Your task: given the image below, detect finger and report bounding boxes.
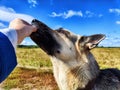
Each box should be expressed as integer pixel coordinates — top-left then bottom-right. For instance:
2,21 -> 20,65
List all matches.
32,25 -> 37,32
24,26 -> 37,37
21,19 -> 30,25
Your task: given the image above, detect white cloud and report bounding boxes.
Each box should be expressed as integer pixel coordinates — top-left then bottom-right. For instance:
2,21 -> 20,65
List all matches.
28,0 -> 38,7
50,12 -> 63,17
100,38 -> 120,47
50,10 -> 103,19
21,40 -> 31,45
64,10 -> 83,19
85,11 -> 103,18
100,31 -> 120,47
0,22 -> 6,28
21,38 -> 36,45
109,8 -> 120,15
116,21 -> 120,24
53,25 -> 62,29
0,6 -> 15,13
85,11 -> 94,17
0,6 -> 34,23
98,14 -> 103,18
50,10 -> 83,19
109,8 -> 120,25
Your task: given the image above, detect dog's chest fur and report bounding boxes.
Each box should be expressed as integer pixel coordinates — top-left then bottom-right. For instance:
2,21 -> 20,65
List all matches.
51,57 -> 120,90
50,55 -> 99,90
51,57 -> 70,90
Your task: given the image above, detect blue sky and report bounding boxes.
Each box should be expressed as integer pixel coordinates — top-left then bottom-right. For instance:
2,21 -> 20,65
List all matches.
0,0 -> 120,47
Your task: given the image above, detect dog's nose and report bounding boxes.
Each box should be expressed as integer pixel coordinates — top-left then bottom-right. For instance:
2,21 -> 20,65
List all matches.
32,19 -> 38,23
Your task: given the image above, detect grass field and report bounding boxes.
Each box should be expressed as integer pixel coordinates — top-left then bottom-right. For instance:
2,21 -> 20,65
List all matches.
1,47 -> 120,90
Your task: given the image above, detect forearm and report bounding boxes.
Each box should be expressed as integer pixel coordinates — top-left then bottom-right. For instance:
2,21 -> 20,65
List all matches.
0,30 -> 17,83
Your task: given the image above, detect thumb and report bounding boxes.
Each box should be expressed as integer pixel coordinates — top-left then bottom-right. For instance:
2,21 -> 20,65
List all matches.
24,25 -> 37,37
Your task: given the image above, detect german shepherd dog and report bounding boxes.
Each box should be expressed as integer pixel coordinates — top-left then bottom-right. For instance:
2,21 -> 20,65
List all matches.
30,19 -> 120,90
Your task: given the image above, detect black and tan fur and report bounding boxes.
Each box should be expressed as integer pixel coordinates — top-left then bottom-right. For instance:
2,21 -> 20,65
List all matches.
30,19 -> 120,90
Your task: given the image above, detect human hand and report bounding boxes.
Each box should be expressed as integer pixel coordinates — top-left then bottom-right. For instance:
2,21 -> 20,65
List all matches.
9,18 -> 37,44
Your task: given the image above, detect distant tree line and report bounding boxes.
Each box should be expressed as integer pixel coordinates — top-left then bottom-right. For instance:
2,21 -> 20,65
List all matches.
17,45 -> 119,48
17,45 -> 39,48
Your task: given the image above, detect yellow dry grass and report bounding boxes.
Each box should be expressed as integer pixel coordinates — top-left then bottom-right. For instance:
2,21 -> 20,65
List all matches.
1,47 -> 120,90
92,47 -> 120,69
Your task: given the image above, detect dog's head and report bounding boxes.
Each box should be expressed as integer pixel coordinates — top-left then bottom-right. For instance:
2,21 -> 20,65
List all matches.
30,19 -> 105,62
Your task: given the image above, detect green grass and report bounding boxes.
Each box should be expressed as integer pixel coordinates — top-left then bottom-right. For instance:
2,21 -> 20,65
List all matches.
1,47 -> 120,90
16,47 -> 52,68
92,47 -> 120,69
17,47 -> 120,69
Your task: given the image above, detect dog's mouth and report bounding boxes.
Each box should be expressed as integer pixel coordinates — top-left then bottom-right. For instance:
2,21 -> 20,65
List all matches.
30,19 -> 60,55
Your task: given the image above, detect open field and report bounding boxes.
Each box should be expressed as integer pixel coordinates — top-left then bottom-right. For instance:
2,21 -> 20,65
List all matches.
1,47 -> 120,90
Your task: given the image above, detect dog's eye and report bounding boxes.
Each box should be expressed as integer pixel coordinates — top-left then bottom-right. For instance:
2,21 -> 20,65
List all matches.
56,50 -> 60,54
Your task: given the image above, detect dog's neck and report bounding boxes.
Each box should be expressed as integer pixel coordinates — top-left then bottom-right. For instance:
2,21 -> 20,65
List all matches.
50,52 -> 100,90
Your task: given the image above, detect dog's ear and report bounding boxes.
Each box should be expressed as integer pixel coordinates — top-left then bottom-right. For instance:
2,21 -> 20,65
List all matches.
79,34 -> 105,49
